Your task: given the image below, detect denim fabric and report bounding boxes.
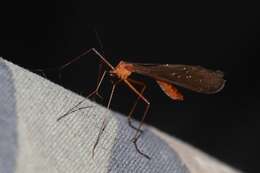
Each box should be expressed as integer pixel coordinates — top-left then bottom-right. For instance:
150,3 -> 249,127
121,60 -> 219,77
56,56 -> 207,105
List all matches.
0,58 -> 193,173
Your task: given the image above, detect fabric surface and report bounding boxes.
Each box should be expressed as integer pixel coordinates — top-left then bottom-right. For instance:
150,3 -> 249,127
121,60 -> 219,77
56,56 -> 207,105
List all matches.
0,58 -> 241,173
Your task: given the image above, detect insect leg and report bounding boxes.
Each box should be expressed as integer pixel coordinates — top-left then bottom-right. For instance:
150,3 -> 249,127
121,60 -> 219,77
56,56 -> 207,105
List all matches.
59,48 -> 114,97
86,70 -> 107,99
127,79 -> 147,133
57,70 -> 107,121
92,82 -> 118,158
59,48 -> 114,71
124,80 -> 151,159
32,48 -> 113,82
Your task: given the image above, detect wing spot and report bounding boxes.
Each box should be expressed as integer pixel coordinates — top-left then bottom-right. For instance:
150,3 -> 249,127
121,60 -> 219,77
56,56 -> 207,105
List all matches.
186,75 -> 192,79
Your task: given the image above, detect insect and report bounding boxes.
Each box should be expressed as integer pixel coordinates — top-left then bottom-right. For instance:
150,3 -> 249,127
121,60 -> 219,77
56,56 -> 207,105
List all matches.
56,48 -> 225,160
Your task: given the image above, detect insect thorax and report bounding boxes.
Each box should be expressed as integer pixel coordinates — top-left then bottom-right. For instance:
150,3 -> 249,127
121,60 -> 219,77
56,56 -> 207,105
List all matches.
111,61 -> 133,80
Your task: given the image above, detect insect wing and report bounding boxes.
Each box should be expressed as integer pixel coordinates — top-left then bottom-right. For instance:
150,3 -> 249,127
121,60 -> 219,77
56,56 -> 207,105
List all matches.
129,63 -> 225,94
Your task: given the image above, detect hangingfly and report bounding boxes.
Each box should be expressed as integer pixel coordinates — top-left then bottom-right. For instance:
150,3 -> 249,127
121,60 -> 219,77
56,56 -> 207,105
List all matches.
112,61 -> 225,100
57,48 -> 226,160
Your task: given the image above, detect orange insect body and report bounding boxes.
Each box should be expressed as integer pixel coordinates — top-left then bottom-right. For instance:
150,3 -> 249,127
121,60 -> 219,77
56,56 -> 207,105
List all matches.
156,80 -> 184,100
112,61 -> 134,80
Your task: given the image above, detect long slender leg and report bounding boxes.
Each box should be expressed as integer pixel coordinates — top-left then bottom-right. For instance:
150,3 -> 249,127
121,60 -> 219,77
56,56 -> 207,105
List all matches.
92,27 -> 106,90
59,48 -> 114,71
32,48 -> 113,80
123,79 -> 151,159
33,48 -> 113,103
96,63 -> 105,95
86,70 -> 107,99
127,79 -> 147,132
59,48 -> 114,93
92,83 -> 117,158
57,71 -> 107,121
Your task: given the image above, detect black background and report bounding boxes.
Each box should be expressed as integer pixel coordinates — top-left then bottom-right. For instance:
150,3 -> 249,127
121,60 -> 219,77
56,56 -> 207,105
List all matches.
0,2 -> 259,172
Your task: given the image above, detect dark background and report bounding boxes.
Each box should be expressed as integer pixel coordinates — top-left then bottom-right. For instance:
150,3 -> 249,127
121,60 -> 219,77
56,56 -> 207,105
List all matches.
0,2 -> 259,172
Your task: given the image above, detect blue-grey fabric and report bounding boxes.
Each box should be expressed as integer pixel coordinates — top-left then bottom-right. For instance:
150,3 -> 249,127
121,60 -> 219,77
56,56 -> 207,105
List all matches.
0,58 -> 190,173
0,59 -> 17,173
1,58 -> 242,173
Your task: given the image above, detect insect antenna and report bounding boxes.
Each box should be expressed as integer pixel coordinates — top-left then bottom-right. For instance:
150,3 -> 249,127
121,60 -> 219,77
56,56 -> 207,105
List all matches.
91,26 -> 107,91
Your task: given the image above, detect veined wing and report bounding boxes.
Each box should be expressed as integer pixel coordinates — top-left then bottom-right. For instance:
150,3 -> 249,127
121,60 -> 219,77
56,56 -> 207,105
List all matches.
128,63 -> 225,94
